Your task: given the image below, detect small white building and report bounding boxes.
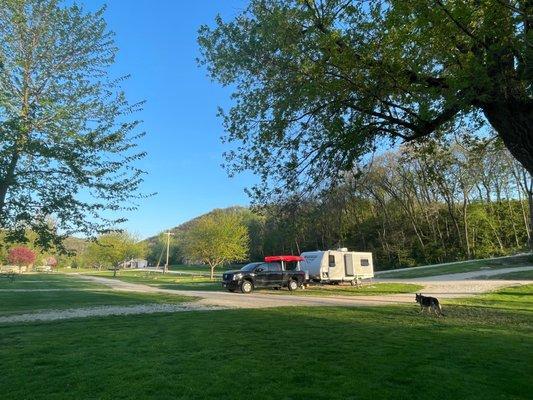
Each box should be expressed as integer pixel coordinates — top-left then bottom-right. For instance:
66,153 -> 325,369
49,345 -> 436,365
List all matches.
300,248 -> 374,283
125,259 -> 148,269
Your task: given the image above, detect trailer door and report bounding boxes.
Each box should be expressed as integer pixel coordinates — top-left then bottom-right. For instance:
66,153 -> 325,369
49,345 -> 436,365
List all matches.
344,254 -> 355,277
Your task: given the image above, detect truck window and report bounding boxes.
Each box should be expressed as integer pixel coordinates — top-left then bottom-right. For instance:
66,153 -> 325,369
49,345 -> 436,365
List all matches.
328,255 -> 336,267
267,263 -> 282,272
361,259 -> 369,267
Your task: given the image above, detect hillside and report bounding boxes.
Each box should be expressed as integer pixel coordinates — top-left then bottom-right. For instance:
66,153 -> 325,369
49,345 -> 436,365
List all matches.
143,206 -> 252,264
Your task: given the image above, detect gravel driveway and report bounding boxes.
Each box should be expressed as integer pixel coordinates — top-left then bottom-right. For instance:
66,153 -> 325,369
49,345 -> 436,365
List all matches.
1,274 -> 527,324
77,274 -> 527,309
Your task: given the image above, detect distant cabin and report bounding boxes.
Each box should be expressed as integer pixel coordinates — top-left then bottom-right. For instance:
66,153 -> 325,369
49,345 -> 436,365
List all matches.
123,259 -> 148,269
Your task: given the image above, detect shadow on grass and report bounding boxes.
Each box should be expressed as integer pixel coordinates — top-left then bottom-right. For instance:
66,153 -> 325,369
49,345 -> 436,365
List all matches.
0,305 -> 530,400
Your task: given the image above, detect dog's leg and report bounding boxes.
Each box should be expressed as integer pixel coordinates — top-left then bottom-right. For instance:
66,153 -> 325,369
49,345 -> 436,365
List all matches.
437,303 -> 444,317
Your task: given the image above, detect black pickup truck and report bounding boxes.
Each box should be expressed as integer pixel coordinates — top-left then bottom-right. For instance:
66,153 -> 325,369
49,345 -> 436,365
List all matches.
222,256 -> 306,294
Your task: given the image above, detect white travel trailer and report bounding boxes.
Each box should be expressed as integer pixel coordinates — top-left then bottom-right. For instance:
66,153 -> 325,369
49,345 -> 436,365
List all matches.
300,249 -> 374,284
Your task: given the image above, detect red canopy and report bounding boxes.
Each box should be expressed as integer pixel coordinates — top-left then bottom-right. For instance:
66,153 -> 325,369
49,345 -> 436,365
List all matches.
264,255 -> 303,263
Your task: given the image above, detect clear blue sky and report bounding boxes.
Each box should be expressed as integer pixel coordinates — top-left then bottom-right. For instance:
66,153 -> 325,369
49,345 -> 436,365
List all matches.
84,0 -> 254,239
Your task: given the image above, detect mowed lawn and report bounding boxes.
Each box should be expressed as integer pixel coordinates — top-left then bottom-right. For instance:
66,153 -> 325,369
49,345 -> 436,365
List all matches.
0,274 -> 193,316
265,282 -> 423,296
87,270 -> 221,291
86,271 -> 423,296
476,269 -> 533,280
0,286 -> 531,399
377,254 -> 533,279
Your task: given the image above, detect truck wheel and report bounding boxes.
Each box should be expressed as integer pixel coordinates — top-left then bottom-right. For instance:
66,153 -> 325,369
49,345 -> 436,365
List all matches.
240,280 -> 253,294
288,280 -> 299,291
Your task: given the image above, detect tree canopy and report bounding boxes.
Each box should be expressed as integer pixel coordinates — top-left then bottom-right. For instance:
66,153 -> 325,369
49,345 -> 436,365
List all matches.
182,209 -> 249,279
85,232 -> 146,272
0,0 -> 146,250
199,0 -> 532,200
7,245 -> 35,266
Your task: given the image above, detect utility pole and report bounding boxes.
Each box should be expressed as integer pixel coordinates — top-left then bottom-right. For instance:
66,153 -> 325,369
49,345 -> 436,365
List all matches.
164,231 -> 174,274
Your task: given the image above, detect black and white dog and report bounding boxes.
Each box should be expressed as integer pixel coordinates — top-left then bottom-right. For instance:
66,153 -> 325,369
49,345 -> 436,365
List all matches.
415,293 -> 444,316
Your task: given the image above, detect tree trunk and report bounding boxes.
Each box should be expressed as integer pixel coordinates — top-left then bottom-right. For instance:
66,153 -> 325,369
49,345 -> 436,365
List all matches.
483,101 -> 533,176
210,265 -> 215,281
0,151 -> 20,218
527,190 -> 533,251
462,198 -> 471,258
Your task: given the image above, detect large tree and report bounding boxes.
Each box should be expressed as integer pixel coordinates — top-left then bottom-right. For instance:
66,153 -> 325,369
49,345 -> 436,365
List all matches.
199,0 -> 532,199
182,209 -> 249,280
0,0 -> 145,249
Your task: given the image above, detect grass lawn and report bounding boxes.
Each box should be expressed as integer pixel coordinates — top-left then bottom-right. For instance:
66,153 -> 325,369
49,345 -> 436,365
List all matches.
378,254 -> 533,279
86,270 -> 222,291
474,269 -> 533,280
85,271 -> 423,295
265,282 -> 423,296
0,285 -> 531,399
0,273 -> 194,316
449,284 -> 533,311
0,273 -> 107,289
168,263 -> 238,274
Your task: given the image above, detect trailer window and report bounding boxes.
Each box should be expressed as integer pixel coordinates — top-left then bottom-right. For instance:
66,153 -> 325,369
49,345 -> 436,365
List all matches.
328,255 -> 336,267
361,259 -> 370,267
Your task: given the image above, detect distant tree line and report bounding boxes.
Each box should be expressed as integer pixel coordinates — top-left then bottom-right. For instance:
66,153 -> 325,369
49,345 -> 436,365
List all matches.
254,137 -> 531,269
147,136 -> 531,271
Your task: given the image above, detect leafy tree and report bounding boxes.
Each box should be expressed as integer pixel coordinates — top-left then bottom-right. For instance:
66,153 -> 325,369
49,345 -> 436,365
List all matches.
0,0 -> 146,250
182,209 -> 249,279
7,245 -> 35,271
146,232 -> 182,267
85,232 -> 146,276
198,0 -> 533,200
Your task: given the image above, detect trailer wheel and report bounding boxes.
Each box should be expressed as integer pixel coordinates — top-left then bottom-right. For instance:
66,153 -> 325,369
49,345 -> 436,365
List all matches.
240,280 -> 253,294
288,280 -> 299,291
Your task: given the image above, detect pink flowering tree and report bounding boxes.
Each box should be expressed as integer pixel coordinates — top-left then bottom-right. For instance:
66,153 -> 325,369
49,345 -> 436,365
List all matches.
7,246 -> 36,272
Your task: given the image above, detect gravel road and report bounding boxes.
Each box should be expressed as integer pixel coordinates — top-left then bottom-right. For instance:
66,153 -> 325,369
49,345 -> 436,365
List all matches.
1,274 -> 527,324
402,266 -> 533,281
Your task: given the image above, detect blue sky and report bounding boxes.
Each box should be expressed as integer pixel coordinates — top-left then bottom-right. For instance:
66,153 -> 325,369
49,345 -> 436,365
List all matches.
84,0 -> 253,239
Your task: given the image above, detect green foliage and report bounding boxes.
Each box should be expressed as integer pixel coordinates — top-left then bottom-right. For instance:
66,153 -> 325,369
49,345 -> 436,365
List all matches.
0,0 -> 146,250
181,209 -> 249,278
85,232 -> 146,270
244,137 -> 531,269
199,0 -> 533,199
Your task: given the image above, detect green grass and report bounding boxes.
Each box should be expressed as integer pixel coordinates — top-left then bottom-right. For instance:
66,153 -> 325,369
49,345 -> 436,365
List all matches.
86,270 -> 222,291
378,254 -> 533,279
265,282 -> 423,296
0,273 -> 194,316
0,288 -> 531,400
167,263 -> 240,275
86,271 -> 422,295
448,284 -> 533,311
474,269 -> 533,280
0,273 -> 107,289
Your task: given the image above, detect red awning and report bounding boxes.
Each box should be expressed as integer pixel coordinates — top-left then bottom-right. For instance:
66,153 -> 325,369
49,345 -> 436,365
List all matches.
264,255 -> 304,262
